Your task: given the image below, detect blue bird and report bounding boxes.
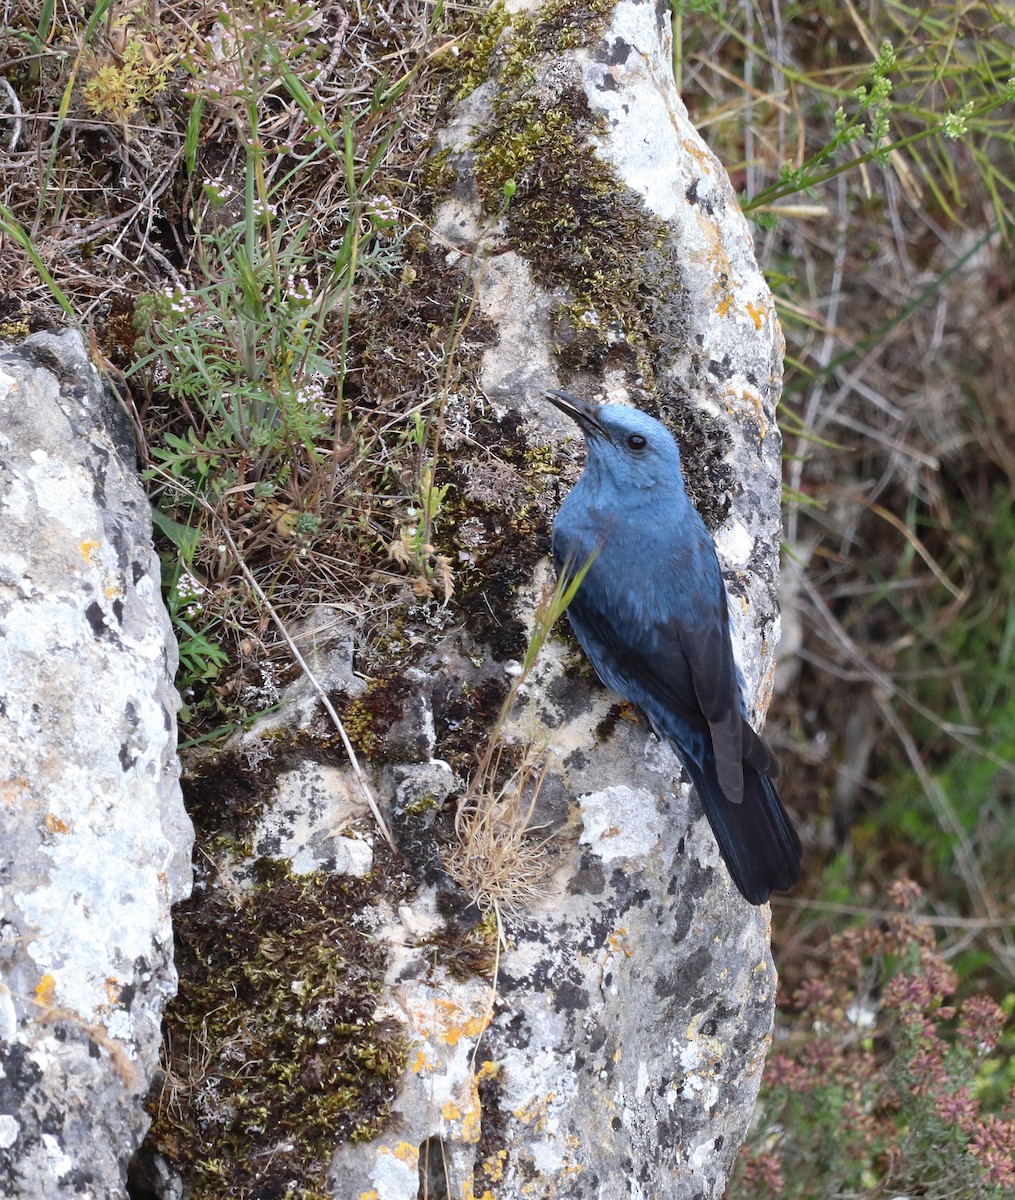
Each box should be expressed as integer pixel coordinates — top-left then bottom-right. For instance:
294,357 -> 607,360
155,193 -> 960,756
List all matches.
545,389 -> 801,905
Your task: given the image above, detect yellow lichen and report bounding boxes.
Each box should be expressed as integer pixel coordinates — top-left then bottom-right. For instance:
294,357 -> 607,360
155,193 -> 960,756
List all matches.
34,973 -> 56,1006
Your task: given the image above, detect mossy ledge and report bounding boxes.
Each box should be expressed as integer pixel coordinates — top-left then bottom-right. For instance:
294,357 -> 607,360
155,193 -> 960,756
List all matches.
143,855 -> 411,1200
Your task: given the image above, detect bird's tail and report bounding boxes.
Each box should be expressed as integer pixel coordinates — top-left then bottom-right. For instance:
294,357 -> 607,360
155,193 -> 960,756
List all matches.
675,731 -> 802,905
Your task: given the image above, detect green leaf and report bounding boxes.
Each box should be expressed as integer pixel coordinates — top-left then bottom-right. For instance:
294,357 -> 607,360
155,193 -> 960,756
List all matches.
151,506 -> 201,560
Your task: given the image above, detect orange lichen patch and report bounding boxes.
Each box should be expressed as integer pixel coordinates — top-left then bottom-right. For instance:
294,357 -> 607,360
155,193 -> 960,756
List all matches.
462,1070 -> 486,1144
2,775 -> 32,806
744,387 -> 767,420
562,1134 -> 583,1176
35,973 -> 56,1006
376,1141 -> 418,1166
681,137 -> 714,174
756,658 -> 776,715
461,1099 -> 482,1144
453,1013 -> 489,1045
745,300 -> 767,329
689,209 -> 741,316
475,1059 -> 498,1083
441,1067 -> 490,1143
359,1191 -> 379,1200
79,540 -> 100,563
403,988 -> 494,1046
411,1048 -> 430,1074
481,1148 -> 507,1182
512,1093 -> 555,1131
420,995 -> 493,1047
721,384 -> 769,439
730,589 -> 751,617
45,813 -> 70,834
607,926 -> 632,957
461,1182 -> 494,1200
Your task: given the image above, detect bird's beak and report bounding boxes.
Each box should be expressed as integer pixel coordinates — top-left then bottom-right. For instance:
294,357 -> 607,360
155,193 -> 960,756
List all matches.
544,389 -> 609,439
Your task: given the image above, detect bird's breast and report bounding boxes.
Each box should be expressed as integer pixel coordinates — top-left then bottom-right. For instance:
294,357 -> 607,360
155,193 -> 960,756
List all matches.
556,486 -> 720,617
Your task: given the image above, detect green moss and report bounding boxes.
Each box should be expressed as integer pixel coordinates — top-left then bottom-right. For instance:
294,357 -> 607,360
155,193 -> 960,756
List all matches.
450,0 -> 511,100
148,858 -> 409,1200
442,0 -> 737,520
461,0 -> 687,384
339,696 -> 377,757
401,789 -> 444,817
522,441 -> 562,474
423,918 -> 500,981
419,146 -> 456,197
430,406 -> 563,665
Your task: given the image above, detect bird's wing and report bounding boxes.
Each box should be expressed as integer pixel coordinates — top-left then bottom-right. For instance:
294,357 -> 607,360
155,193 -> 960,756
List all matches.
663,609 -> 744,806
560,546 -> 757,804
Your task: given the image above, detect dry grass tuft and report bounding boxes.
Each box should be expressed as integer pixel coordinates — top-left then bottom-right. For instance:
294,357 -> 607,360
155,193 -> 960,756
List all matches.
446,565 -> 593,917
448,739 -> 562,918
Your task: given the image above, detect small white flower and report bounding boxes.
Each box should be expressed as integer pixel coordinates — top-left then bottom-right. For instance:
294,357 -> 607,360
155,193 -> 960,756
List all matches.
176,571 -> 206,600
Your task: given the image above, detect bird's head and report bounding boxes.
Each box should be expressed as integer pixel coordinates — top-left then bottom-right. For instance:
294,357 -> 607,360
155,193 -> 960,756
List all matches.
544,389 -> 686,493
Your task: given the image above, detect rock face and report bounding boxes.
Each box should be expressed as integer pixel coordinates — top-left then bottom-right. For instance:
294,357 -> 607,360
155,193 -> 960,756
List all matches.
0,331 -> 192,1198
330,2 -> 787,1198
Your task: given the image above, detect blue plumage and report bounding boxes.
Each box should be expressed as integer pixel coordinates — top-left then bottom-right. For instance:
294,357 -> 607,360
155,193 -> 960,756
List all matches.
546,390 -> 801,904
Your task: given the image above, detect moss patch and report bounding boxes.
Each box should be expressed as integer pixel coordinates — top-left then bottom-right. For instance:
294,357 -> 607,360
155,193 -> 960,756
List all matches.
660,393 -> 736,531
447,0 -> 738,521
147,857 -> 410,1200
463,1 -> 684,380
446,407 -> 560,662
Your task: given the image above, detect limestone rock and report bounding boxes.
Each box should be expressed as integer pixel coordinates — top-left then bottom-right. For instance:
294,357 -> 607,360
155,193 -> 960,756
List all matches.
330,2 -> 787,1197
0,330 -> 192,1199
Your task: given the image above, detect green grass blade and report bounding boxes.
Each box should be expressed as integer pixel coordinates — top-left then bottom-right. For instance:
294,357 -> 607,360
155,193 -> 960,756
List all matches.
0,203 -> 75,316
184,98 -> 205,177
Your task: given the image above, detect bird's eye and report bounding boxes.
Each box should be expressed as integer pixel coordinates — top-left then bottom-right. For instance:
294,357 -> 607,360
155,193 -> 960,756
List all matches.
627,434 -> 647,451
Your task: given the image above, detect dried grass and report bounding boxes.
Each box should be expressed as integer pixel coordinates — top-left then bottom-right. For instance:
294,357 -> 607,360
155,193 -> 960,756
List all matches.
447,740 -> 562,918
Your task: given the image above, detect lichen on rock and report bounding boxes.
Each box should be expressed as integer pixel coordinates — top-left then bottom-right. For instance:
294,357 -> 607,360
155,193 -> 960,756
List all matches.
0,330 -> 192,1198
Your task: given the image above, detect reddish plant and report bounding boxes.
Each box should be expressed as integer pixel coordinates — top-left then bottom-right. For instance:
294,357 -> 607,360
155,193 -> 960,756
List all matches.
731,881 -> 1015,1199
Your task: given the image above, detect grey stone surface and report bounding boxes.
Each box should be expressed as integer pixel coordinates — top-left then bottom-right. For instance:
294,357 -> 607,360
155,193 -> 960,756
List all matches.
0,330 -> 192,1198
331,2 -> 787,1198
250,760 -> 374,877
